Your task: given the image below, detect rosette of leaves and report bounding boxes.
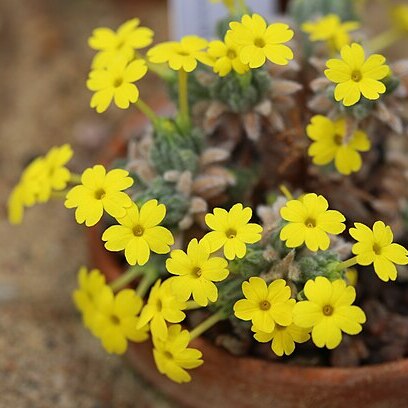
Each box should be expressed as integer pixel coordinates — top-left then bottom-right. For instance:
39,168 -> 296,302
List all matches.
133,177 -> 190,228
150,123 -> 204,175
210,69 -> 272,113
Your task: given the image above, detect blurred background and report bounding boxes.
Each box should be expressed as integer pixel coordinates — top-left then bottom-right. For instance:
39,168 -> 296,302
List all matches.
0,0 -> 407,407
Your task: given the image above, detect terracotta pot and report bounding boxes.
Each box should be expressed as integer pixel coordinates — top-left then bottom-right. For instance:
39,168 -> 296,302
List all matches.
86,110 -> 408,408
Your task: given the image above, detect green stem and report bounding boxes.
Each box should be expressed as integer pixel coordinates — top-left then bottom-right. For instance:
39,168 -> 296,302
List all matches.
51,190 -> 68,199
279,184 -> 294,201
135,272 -> 158,298
146,61 -> 171,79
236,0 -> 248,14
185,300 -> 203,310
109,266 -> 144,292
189,312 -> 226,340
367,29 -> 401,52
70,173 -> 82,184
135,98 -> 159,126
336,256 -> 358,271
178,68 -> 190,129
134,51 -> 171,80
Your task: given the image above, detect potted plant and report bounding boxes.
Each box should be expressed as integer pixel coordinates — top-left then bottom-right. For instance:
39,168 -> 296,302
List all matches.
8,0 -> 408,406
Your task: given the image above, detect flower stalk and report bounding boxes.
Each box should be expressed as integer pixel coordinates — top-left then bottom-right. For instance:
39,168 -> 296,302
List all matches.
336,256 -> 358,271
135,99 -> 159,126
178,68 -> 190,129
185,300 -> 204,310
367,29 -> 401,53
109,266 -> 144,292
136,270 -> 160,298
69,173 -> 82,184
50,191 -> 68,199
236,0 -> 248,14
189,312 -> 226,340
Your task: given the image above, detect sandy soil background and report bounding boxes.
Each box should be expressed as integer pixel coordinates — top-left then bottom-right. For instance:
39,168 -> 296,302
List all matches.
0,0 -> 174,407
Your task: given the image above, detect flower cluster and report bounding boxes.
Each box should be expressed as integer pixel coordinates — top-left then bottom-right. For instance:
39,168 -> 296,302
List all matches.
73,267 -> 148,354
280,193 -> 408,281
8,144 -> 73,224
234,275 -> 365,353
302,14 -> 359,52
9,0 -> 408,386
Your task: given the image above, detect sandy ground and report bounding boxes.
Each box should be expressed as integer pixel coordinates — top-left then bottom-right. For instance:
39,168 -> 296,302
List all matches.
0,0 -> 174,407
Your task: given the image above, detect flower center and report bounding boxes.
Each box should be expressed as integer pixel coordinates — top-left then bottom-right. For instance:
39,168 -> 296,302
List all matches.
164,351 -> 173,360
225,228 -> 237,239
304,218 -> 316,228
334,133 -> 343,146
373,242 -> 382,255
113,77 -> 123,88
351,70 -> 362,82
323,305 -> 333,316
116,39 -> 125,49
178,50 -> 189,56
156,299 -> 163,312
192,266 -> 202,277
226,48 -> 237,59
254,37 -> 266,48
110,315 -> 120,325
133,225 -> 145,237
94,188 -> 106,200
259,300 -> 271,311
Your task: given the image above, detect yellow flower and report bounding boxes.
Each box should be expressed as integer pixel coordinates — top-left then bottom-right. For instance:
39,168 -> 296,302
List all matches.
73,266 -> 106,335
228,13 -> 294,68
392,5 -> 408,33
253,323 -> 310,356
137,280 -> 186,340
307,115 -> 371,175
280,193 -> 346,251
8,158 -> 46,224
206,32 -> 249,76
293,277 -> 366,349
8,185 -> 25,225
234,277 -> 294,333
325,43 -> 390,107
89,18 -> 154,68
65,165 -> 133,227
102,200 -> 174,266
210,0 -> 234,12
349,221 -> 408,282
147,36 -> 209,72
153,324 -> 203,383
87,57 -> 147,113
93,287 -> 149,354
202,203 -> 263,260
38,144 -> 73,202
302,14 -> 360,52
8,145 -> 73,224
345,268 -> 358,287
166,238 -> 229,306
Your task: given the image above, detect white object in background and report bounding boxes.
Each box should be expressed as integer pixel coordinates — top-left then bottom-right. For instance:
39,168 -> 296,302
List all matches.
169,0 -> 278,40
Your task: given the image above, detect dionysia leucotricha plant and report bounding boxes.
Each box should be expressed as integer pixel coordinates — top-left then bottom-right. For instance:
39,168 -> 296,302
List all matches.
8,0 -> 408,383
